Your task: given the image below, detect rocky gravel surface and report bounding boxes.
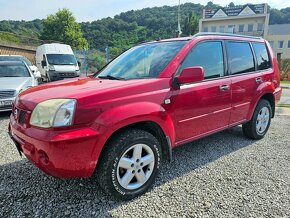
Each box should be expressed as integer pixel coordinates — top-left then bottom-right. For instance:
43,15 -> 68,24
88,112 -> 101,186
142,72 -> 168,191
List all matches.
0,111 -> 289,217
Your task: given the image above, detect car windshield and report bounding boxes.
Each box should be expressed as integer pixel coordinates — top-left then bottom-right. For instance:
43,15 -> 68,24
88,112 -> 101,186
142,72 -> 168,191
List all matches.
0,56 -> 32,66
97,41 -> 187,80
46,54 -> 77,65
0,65 -> 30,77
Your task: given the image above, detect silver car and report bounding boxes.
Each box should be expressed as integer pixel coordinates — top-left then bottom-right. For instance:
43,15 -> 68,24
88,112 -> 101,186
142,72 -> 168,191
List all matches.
0,61 -> 40,112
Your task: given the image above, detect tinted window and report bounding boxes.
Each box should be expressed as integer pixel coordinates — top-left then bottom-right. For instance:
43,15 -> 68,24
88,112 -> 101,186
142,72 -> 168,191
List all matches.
252,43 -> 271,70
227,42 -> 255,75
179,41 -> 224,79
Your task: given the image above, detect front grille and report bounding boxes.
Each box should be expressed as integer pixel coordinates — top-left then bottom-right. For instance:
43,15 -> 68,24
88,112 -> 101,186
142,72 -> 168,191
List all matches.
0,90 -> 15,99
19,110 -> 27,125
13,107 -> 27,125
0,105 -> 12,110
59,72 -> 76,78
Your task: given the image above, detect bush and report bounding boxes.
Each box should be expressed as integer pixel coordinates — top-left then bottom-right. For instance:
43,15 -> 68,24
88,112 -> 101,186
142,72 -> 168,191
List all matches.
280,59 -> 290,81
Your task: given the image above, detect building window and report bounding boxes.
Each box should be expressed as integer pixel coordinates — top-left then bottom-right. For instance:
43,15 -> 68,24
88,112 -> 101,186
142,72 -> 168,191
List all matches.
227,25 -> 235,33
269,41 -> 274,48
248,24 -> 253,32
219,26 -> 225,33
238,25 -> 244,32
278,41 -> 284,49
203,27 -> 208,32
257,23 -> 264,31
211,26 -> 216,32
288,40 -> 290,48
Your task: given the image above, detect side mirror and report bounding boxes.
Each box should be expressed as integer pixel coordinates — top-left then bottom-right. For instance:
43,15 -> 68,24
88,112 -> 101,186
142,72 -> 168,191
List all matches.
41,60 -> 47,68
33,71 -> 41,78
176,66 -> 204,85
77,61 -> 81,66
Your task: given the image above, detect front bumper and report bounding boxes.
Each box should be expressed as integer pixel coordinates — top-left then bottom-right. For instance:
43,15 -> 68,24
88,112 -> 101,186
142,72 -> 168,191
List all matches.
9,114 -> 100,178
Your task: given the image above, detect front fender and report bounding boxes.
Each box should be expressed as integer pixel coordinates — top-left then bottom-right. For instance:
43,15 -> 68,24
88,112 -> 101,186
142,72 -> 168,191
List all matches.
96,102 -> 175,142
90,102 -> 176,169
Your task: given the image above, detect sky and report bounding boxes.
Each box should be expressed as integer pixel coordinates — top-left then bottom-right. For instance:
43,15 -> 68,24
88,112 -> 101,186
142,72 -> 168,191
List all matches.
0,0 -> 289,22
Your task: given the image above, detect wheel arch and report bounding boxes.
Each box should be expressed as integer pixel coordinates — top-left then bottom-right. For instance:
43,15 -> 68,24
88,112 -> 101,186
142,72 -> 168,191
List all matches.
248,92 -> 275,120
260,93 -> 275,118
94,119 -> 173,175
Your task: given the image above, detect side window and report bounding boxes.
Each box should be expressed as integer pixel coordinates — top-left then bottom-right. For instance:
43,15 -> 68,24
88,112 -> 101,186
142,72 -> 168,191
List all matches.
179,41 -> 224,79
227,42 -> 255,75
252,43 -> 271,70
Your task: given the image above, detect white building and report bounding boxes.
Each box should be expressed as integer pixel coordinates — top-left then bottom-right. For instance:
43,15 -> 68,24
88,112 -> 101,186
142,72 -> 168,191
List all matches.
199,4 -> 290,59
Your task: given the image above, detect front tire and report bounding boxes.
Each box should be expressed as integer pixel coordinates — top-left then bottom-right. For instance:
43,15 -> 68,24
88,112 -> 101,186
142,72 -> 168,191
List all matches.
242,99 -> 272,139
95,129 -> 161,200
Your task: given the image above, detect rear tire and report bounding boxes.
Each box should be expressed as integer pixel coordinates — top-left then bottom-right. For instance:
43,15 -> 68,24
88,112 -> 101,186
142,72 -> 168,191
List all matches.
242,99 -> 272,140
95,129 -> 161,200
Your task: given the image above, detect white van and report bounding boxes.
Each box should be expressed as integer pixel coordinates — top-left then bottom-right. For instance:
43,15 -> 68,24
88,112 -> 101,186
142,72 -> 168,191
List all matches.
36,43 -> 81,82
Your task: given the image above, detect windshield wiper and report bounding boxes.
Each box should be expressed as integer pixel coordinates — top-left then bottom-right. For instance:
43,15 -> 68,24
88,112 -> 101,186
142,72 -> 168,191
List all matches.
98,75 -> 125,80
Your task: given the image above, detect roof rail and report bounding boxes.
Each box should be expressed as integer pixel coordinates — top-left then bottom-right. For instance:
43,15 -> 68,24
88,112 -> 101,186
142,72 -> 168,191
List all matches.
193,32 -> 262,40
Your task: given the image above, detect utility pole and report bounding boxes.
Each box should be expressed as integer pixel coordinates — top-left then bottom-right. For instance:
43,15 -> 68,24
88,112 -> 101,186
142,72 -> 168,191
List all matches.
177,0 -> 182,37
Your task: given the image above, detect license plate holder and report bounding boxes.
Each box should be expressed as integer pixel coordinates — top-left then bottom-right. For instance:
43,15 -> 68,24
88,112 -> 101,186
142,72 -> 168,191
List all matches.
0,100 -> 13,108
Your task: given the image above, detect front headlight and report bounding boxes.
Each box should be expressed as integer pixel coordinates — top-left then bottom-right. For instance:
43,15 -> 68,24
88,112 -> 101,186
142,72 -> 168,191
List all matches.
30,99 -> 76,128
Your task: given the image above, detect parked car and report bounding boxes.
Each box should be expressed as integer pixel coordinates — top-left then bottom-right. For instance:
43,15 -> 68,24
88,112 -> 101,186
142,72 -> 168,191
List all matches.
0,61 -> 40,111
9,33 -> 282,200
36,43 -> 81,82
0,55 -> 41,79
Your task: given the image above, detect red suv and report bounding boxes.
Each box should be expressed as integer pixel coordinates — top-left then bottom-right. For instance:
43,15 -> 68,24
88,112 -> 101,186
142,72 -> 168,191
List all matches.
9,33 -> 282,199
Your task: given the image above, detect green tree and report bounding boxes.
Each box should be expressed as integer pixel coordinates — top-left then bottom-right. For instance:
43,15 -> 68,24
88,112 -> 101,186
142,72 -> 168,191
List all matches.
228,2 -> 235,7
183,12 -> 199,36
41,9 -> 88,49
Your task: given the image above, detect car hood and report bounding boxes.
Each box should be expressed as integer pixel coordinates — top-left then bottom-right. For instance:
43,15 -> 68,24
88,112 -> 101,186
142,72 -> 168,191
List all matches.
0,77 -> 32,91
17,77 -> 165,110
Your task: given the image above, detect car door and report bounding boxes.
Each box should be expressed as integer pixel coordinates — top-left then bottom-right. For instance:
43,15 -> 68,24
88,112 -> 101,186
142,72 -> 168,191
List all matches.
171,40 -> 232,144
226,41 -> 263,125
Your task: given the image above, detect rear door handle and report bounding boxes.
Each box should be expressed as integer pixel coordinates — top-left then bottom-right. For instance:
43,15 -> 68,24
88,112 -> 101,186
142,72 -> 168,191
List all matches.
256,77 -> 263,83
220,85 -> 229,91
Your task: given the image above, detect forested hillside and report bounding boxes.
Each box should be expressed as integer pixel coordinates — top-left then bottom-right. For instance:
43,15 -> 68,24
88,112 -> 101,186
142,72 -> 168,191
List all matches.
0,2 -> 290,54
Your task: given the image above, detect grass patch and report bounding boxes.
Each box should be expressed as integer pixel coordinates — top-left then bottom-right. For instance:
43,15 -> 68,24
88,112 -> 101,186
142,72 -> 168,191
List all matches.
281,81 -> 290,85
277,104 -> 290,108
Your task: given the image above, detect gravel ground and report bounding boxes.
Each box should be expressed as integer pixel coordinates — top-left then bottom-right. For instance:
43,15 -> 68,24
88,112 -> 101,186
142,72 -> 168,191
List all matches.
0,111 -> 289,217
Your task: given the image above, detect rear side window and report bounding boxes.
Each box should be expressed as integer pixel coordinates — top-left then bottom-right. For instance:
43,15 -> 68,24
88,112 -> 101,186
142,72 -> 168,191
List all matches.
227,42 -> 255,75
252,43 -> 271,70
179,41 -> 224,79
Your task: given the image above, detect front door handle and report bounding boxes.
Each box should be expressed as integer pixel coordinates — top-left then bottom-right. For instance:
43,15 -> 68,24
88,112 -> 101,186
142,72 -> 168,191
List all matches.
220,85 -> 229,91
256,77 -> 263,83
